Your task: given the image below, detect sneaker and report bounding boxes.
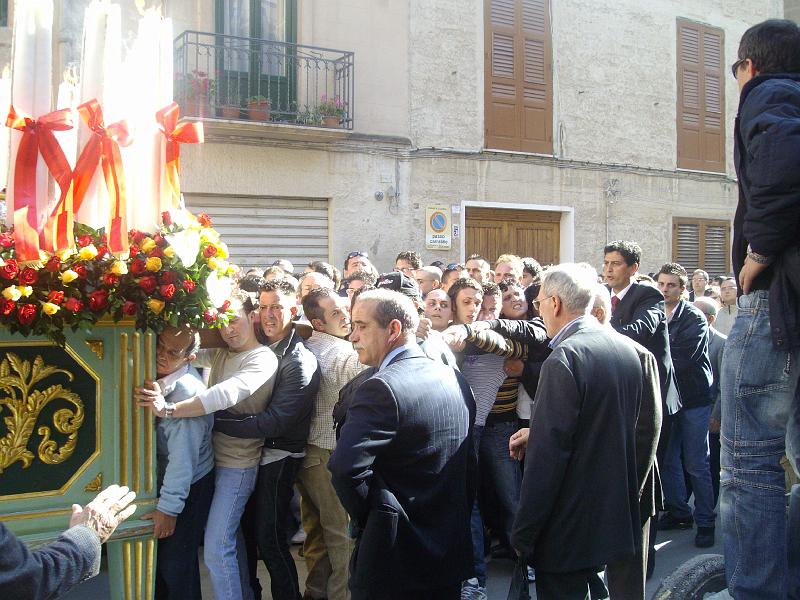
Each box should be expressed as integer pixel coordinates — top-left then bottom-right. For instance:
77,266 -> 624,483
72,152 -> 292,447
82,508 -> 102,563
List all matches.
290,526 -> 306,544
695,526 -> 715,548
657,512 -> 694,530
461,579 -> 488,600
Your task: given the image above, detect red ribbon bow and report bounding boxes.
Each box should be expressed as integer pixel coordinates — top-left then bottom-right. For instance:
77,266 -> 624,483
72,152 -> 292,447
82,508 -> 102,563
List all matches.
72,99 -> 133,254
156,102 -> 203,209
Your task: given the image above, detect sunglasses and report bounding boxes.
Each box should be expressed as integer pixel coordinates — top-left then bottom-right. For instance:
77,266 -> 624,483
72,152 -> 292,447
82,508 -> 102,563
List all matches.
445,263 -> 463,271
731,58 -> 745,79
347,251 -> 368,259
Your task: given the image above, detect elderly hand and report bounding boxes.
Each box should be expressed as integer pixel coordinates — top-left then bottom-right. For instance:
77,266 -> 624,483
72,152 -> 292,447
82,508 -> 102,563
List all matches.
135,380 -> 167,418
416,317 -> 433,341
69,485 -> 137,543
509,427 -> 530,461
141,509 -> 177,539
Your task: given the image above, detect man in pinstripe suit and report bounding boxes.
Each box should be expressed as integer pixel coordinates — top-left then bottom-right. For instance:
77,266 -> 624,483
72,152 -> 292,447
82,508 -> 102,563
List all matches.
329,289 -> 477,600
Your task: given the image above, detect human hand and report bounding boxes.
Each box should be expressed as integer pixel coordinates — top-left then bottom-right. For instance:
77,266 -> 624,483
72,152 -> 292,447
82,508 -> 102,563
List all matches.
709,418 -> 721,434
739,255 -> 769,295
504,358 -> 524,377
416,317 -> 432,341
135,379 -> 167,417
69,485 -> 137,543
509,427 -> 530,461
141,509 -> 177,539
442,325 -> 468,351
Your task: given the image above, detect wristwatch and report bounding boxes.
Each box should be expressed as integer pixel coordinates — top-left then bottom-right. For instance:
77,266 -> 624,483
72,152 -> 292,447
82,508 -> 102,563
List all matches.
746,244 -> 774,265
164,402 -> 176,418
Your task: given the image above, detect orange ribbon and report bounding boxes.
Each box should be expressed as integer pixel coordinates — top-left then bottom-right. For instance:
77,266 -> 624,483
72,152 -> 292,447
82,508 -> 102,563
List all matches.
156,102 -> 203,209
72,99 -> 133,254
6,106 -> 75,261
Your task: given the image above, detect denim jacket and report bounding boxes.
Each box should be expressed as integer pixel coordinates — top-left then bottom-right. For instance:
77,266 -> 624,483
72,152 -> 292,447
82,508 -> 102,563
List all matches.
156,366 -> 214,516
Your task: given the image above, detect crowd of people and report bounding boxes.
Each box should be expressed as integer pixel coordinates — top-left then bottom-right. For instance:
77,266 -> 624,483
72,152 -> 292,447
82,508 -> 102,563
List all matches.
1,17 -> 798,600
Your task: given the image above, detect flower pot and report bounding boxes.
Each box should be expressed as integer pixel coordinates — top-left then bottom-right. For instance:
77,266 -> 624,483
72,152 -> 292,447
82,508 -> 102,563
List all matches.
322,116 -> 340,127
220,105 -> 240,119
247,102 -> 270,121
183,94 -> 209,118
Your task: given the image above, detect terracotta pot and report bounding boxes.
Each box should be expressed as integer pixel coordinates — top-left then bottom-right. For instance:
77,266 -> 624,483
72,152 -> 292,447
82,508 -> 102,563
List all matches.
183,95 -> 209,118
322,116 -> 340,127
247,102 -> 270,121
220,105 -> 240,119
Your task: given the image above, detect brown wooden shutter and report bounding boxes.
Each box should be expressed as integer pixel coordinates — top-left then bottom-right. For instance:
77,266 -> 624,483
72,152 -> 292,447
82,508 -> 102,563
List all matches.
672,218 -> 731,274
485,0 -> 552,153
677,19 -> 725,173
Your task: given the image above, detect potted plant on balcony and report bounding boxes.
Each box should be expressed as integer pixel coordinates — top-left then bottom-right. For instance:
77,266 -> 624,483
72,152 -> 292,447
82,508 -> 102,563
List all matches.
219,102 -> 241,120
318,95 -> 347,127
246,96 -> 270,121
175,70 -> 215,118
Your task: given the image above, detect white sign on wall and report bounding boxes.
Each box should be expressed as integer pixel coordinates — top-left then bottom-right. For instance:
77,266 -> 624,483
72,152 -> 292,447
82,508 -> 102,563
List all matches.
425,204 -> 451,250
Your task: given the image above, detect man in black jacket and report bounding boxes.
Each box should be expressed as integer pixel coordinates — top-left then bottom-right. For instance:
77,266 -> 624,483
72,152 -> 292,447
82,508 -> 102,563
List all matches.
214,278 -> 320,600
655,264 -> 715,548
722,20 -> 800,599
329,289 -> 475,600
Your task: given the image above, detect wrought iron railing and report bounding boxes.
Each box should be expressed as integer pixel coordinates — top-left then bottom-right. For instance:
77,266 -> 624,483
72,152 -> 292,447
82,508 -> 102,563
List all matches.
174,30 -> 354,129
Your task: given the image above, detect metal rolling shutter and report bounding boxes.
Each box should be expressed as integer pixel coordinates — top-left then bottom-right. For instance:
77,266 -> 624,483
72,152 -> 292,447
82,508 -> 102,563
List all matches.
184,194 -> 329,273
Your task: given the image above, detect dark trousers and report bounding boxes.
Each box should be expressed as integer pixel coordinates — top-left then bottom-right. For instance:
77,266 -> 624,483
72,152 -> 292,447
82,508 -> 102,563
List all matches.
244,456 -> 303,600
351,584 -> 460,600
155,469 -> 215,600
535,568 -> 599,600
607,517 -> 650,600
709,431 -> 721,504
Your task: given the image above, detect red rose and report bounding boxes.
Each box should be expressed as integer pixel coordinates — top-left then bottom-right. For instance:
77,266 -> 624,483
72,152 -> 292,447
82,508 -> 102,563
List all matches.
203,245 -> 217,258
45,256 -> 61,273
17,303 -> 37,325
130,259 -> 146,276
129,244 -> 140,259
159,284 -> 176,300
96,245 -> 109,259
129,229 -> 145,244
103,273 -> 119,286
0,233 -> 14,248
182,279 -> 196,293
64,297 -> 84,313
100,233 -> 108,244
0,298 -> 16,316
47,290 -> 65,305
0,258 -> 19,280
161,211 -> 172,226
160,271 -> 177,284
88,289 -> 109,312
73,264 -> 87,279
77,234 -> 93,248
122,300 -> 138,316
220,300 -> 231,312
139,276 -> 157,294
149,246 -> 163,258
19,267 -> 38,285
197,212 -> 212,228
203,308 -> 217,324
154,233 -> 168,247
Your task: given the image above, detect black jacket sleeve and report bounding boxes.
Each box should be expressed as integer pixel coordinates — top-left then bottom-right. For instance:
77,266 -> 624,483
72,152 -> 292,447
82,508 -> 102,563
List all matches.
487,317 -> 549,346
0,523 -> 102,600
616,287 -> 666,345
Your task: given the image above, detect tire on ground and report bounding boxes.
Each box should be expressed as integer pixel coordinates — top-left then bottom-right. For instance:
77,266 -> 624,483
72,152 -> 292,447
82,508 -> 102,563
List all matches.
652,554 -> 726,600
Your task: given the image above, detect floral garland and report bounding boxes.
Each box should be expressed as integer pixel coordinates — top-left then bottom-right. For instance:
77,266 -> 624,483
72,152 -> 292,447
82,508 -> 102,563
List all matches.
0,210 -> 236,345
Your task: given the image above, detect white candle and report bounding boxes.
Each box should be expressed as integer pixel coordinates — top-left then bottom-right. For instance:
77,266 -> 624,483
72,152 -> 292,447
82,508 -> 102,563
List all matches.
7,0 -> 53,231
55,71 -> 79,169
0,67 -> 12,192
76,0 -> 122,228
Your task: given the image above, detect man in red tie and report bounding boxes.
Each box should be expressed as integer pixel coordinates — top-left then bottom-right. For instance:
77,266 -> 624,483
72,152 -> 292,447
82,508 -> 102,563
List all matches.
603,240 -> 681,579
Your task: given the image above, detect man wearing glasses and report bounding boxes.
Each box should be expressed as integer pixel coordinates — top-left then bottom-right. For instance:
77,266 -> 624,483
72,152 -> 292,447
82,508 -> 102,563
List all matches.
689,269 -> 709,301
722,20 -> 800,600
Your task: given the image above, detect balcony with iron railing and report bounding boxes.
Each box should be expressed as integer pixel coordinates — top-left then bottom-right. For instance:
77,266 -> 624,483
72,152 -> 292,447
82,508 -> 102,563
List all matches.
174,31 -> 354,131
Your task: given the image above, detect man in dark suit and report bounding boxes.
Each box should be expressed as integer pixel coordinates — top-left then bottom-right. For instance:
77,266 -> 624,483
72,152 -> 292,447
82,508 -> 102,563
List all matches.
509,263 -> 643,600
328,289 -> 476,600
603,240 -> 679,575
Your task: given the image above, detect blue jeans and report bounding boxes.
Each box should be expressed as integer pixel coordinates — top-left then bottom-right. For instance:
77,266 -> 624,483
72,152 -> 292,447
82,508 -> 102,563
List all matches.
204,465 -> 258,600
662,405 -> 716,528
720,291 -> 800,600
469,425 -> 487,588
479,419 -> 523,544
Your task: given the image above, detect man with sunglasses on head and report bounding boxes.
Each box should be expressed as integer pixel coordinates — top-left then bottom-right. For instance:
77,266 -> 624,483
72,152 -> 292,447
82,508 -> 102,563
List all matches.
342,251 -> 377,280
723,20 -> 800,600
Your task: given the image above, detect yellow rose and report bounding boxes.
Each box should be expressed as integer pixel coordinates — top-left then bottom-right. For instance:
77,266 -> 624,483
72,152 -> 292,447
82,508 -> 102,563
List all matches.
206,257 -> 219,270
78,244 -> 98,260
200,229 -> 220,244
2,286 -> 21,301
41,302 -> 60,315
226,264 -> 238,276
147,298 -> 165,315
216,243 -> 229,259
61,269 -> 79,283
56,248 -> 74,261
19,286 -> 33,298
163,246 -> 175,258
110,260 -> 128,275
140,237 -> 157,254
145,257 -> 162,272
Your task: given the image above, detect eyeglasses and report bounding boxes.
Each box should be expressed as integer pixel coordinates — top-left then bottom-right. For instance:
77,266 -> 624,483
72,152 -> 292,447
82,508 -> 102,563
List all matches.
347,251 -> 368,259
532,295 -> 554,311
731,58 -> 745,79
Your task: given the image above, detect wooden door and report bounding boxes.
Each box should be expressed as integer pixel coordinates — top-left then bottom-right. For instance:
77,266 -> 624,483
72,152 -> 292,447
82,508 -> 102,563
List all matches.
466,207 -> 560,265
